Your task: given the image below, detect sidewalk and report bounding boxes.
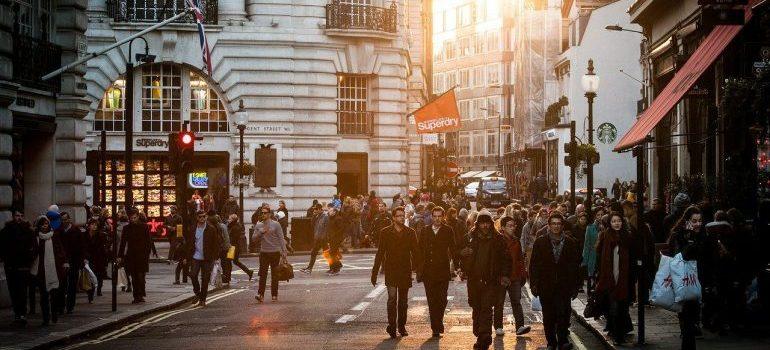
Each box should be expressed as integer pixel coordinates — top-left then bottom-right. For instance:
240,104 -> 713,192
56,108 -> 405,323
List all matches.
571,292 -> 770,349
0,258 -> 203,350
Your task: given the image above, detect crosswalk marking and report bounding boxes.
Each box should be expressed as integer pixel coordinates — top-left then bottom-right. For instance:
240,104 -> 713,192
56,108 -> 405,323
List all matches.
365,284 -> 387,299
335,314 -> 356,323
411,296 -> 454,301
351,301 -> 370,311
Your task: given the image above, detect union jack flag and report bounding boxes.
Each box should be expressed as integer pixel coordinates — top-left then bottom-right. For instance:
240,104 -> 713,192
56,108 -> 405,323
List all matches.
185,0 -> 213,74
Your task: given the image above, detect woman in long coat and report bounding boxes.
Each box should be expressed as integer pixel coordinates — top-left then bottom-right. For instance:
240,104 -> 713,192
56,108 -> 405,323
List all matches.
30,216 -> 66,326
84,218 -> 108,301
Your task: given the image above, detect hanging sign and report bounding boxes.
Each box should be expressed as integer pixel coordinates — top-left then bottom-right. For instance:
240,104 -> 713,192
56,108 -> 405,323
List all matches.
597,122 -> 618,144
411,89 -> 461,134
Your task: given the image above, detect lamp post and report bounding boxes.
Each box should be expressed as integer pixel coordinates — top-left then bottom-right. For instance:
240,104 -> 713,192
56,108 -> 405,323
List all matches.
234,100 -> 248,225
581,59 -> 599,215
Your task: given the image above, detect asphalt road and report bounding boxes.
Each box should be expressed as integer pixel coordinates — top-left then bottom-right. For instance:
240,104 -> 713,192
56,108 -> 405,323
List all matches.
55,254 -> 606,350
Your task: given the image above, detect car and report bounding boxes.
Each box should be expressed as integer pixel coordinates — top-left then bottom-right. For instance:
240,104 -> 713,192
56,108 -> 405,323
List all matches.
476,177 -> 512,209
464,181 -> 479,199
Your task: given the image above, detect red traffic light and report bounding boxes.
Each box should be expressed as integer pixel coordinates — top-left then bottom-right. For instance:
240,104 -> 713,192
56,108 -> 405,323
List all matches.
181,133 -> 193,145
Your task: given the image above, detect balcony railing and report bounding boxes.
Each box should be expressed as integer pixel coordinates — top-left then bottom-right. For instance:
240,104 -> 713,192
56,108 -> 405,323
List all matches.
326,1 -> 397,33
107,0 -> 218,24
337,110 -> 374,136
13,36 -> 61,92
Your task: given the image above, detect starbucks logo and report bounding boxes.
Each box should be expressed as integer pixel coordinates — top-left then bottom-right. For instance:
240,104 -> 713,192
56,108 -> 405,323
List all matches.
597,122 -> 617,144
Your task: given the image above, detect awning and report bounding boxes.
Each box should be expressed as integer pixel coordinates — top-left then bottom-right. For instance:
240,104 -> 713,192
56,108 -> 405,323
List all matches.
460,170 -> 482,178
475,170 -> 499,178
614,5 -> 756,151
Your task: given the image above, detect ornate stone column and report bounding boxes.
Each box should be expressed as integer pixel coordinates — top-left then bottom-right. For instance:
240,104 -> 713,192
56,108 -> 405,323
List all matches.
0,0 -> 19,227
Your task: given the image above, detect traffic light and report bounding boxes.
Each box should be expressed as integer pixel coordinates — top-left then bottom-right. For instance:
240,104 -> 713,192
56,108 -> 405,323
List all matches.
563,141 -> 577,168
564,155 -> 576,168
178,131 -> 195,173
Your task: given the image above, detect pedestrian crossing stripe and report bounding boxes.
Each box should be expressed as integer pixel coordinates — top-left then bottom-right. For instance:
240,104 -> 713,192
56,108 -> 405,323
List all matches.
411,296 -> 454,301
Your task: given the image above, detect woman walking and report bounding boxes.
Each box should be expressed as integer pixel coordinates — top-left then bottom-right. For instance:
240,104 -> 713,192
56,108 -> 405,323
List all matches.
84,218 -> 108,302
595,212 -> 635,345
30,216 -> 66,326
582,207 -> 605,291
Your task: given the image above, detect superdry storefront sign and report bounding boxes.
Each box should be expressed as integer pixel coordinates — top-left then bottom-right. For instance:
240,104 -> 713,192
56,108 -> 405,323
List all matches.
134,138 -> 169,150
411,89 -> 461,134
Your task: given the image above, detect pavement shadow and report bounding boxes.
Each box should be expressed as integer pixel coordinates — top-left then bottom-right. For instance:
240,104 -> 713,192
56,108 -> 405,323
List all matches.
419,337 -> 441,349
374,337 -> 402,349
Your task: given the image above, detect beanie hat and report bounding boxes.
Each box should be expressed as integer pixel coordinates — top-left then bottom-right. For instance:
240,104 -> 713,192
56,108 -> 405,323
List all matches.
673,193 -> 690,210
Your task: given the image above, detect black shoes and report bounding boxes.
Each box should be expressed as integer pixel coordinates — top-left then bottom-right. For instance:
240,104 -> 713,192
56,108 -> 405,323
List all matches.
256,294 -> 264,303
386,326 -> 397,338
247,270 -> 254,280
398,327 -> 408,336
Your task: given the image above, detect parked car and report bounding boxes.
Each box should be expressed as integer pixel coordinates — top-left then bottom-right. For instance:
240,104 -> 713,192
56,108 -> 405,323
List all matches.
476,177 -> 511,209
464,181 -> 479,199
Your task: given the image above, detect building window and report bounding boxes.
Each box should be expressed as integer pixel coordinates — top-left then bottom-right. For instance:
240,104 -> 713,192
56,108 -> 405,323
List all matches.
189,71 -> 228,132
473,66 -> 485,87
95,79 -> 126,132
486,95 -> 500,117
458,4 -> 472,27
459,69 -> 470,89
459,131 -> 470,156
445,8 -> 456,30
472,131 -> 485,156
459,36 -> 471,57
487,31 -> 500,52
99,155 -> 176,221
141,63 -> 182,132
487,130 -> 498,157
337,74 -> 371,135
13,0 -> 51,39
432,73 -> 443,94
486,63 -> 501,86
473,33 -> 485,54
459,100 -> 470,120
444,41 -> 456,60
471,98 -> 486,120
446,70 -> 457,89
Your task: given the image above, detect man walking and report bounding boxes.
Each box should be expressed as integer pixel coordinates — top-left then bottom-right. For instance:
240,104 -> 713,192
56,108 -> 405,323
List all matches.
164,206 -> 184,265
118,208 -> 153,304
371,207 -> 419,338
253,208 -> 288,302
185,210 -> 220,307
0,211 -> 36,326
459,210 -> 511,350
59,211 -> 86,314
529,212 -> 582,350
300,204 -> 328,274
226,214 -> 253,280
496,216 -> 531,336
417,206 -> 456,337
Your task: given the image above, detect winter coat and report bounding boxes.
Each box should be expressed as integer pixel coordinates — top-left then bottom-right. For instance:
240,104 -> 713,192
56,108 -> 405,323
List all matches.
227,221 -> 246,255
582,223 -> 600,276
328,214 -> 346,248
417,224 -> 457,282
59,224 -> 87,269
0,220 -> 36,270
85,229 -> 108,278
119,222 -> 153,274
312,213 -> 329,241
501,232 -> 526,281
32,231 -> 67,284
666,228 -> 710,283
459,227 -> 511,284
528,231 -> 582,300
372,224 -> 419,288
185,222 -> 222,262
595,229 -> 634,302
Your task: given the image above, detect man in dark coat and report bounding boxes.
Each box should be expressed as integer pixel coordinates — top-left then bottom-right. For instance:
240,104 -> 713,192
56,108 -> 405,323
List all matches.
59,211 -> 87,314
459,210 -> 512,350
118,208 -> 153,303
327,207 -> 346,275
0,211 -> 36,326
164,206 -> 184,264
371,206 -> 419,338
416,206 -> 457,337
529,211 -> 582,350
184,210 -> 221,307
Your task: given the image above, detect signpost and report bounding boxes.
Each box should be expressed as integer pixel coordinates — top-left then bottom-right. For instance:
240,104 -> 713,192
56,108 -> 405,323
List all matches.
446,161 -> 459,178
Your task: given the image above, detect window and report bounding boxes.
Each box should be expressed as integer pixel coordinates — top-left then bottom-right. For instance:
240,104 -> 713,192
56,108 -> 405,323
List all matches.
445,8 -> 456,30
459,69 -> 470,89
444,41 -> 456,60
459,36 -> 471,57
95,79 -> 126,131
502,129 -> 512,152
459,131 -> 470,156
487,31 -> 500,52
459,100 -> 470,120
472,131 -> 485,156
446,71 -> 457,89
432,73 -> 443,94
337,74 -> 371,135
98,155 -> 176,223
473,66 -> 485,87
189,72 -> 228,132
471,98 -> 486,120
487,130 -> 498,157
473,33 -> 485,54
141,63 -> 182,132
458,4 -> 472,27
486,63 -> 501,86
13,0 -> 52,39
475,0 -> 485,23
486,95 -> 501,117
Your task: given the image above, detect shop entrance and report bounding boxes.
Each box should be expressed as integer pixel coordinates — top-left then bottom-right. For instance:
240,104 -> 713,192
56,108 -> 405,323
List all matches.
337,153 -> 368,196
12,114 -> 56,218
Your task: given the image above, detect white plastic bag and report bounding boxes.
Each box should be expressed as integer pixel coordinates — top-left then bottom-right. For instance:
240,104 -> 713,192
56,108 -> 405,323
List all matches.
117,267 -> 128,289
649,254 -> 681,312
210,259 -> 222,288
531,296 -> 542,312
670,253 -> 702,303
84,264 -> 98,286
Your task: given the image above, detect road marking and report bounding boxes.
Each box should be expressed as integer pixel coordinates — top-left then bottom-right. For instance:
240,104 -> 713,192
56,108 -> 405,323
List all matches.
350,301 -> 370,311
411,296 -> 454,301
60,289 -> 243,349
365,284 -> 387,299
335,314 -> 356,323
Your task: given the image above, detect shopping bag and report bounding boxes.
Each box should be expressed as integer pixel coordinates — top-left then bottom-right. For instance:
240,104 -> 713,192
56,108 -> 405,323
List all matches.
531,296 -> 542,312
277,256 -> 294,282
226,246 -> 236,260
670,253 -> 702,303
117,267 -> 128,289
650,254 -> 680,311
210,259 -> 223,288
84,264 -> 98,286
583,291 -> 608,319
78,269 -> 93,292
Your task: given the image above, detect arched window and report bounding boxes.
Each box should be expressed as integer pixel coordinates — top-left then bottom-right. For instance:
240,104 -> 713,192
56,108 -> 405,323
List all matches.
94,63 -> 228,133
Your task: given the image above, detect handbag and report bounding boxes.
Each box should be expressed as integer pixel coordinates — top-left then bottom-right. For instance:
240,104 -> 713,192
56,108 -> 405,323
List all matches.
277,256 -> 294,282
78,269 -> 93,292
583,291 -> 607,319
226,246 -> 236,260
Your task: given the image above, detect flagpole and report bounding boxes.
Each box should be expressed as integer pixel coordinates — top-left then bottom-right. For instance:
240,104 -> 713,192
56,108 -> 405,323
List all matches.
42,8 -> 194,81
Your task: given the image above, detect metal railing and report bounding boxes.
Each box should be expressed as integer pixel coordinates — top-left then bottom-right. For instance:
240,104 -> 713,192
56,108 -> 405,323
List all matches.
337,110 -> 374,136
13,36 -> 61,92
107,0 -> 218,24
326,0 -> 397,33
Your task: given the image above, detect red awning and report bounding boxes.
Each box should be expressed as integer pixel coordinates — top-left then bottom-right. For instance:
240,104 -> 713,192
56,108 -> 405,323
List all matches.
614,5 -> 756,151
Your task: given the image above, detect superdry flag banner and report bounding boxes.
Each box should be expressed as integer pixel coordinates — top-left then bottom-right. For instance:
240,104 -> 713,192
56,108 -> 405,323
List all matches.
411,89 -> 461,134
186,0 -> 213,75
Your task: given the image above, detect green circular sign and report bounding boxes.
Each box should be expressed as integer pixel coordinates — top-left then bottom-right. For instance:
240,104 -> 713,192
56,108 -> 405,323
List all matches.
597,122 -> 617,144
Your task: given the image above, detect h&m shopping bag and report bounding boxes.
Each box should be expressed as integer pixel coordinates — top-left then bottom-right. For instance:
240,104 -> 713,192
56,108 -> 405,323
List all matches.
670,253 -> 702,303
649,254 -> 680,311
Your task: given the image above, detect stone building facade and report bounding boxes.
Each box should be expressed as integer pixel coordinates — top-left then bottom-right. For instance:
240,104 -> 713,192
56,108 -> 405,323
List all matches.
81,0 -> 425,226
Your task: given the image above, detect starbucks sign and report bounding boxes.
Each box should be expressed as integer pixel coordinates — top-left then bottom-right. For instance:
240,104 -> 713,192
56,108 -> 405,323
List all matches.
597,122 -> 617,144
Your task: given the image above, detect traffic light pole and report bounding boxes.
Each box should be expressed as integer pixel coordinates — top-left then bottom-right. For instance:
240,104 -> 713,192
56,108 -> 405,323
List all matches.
569,121 -> 576,210
634,144 -> 646,345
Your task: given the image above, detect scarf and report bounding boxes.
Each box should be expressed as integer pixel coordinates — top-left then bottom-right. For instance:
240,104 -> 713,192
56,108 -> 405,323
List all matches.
30,231 -> 59,292
548,231 -> 565,263
596,230 -> 630,301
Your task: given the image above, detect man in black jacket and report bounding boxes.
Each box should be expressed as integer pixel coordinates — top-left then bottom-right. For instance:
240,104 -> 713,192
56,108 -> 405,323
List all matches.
529,211 -> 582,350
371,206 -> 419,338
417,206 -> 457,337
59,211 -> 86,314
184,210 -> 221,307
0,211 -> 36,326
460,210 -> 512,350
118,208 -> 153,304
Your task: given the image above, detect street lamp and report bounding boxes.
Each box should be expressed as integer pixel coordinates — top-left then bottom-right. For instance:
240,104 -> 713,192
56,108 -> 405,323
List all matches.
234,100 -> 248,224
582,59 -> 599,215
605,24 -> 644,35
